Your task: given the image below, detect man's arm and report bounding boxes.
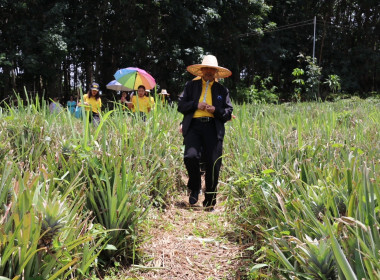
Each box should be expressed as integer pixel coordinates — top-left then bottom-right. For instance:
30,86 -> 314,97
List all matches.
177,82 -> 198,115
213,87 -> 233,123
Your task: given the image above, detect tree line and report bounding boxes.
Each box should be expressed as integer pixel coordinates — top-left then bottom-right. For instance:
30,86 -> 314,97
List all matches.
0,0 -> 378,102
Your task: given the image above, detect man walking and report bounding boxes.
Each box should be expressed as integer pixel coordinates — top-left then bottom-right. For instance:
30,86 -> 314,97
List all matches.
178,55 -> 233,210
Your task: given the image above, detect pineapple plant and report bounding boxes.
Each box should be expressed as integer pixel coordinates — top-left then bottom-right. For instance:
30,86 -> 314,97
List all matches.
62,142 -> 74,161
0,141 -> 8,162
284,235 -> 337,279
311,200 -> 326,221
37,197 -> 67,250
335,196 -> 347,217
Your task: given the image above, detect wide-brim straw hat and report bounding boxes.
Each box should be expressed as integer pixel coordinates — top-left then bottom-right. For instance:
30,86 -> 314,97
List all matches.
187,55 -> 232,79
159,89 -> 169,95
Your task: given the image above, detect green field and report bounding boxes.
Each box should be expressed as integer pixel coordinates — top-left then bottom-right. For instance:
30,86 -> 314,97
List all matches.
0,97 -> 379,279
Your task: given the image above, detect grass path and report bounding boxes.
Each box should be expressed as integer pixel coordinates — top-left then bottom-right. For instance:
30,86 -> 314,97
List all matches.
115,193 -> 248,280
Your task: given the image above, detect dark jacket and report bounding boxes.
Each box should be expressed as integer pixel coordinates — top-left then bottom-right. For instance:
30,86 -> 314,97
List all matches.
178,79 -> 233,140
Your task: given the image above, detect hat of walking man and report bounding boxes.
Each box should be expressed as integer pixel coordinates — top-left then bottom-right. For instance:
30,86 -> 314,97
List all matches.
178,54 -> 233,211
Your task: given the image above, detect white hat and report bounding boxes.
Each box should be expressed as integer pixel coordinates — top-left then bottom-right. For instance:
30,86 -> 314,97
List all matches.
187,55 -> 232,79
159,89 -> 169,95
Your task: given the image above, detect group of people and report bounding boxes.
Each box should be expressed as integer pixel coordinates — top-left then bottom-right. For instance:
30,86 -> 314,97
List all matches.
49,95 -> 78,114
49,83 -> 102,124
49,83 -> 172,123
48,54 -> 233,211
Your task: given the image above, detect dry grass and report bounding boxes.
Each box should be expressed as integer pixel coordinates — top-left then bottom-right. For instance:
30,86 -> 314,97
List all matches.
118,193 -> 247,280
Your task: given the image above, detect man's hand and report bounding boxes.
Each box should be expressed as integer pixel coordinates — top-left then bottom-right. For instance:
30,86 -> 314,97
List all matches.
198,102 -> 207,110
206,105 -> 215,113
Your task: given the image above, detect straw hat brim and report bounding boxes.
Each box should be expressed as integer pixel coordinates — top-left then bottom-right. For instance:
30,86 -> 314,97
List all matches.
187,64 -> 232,79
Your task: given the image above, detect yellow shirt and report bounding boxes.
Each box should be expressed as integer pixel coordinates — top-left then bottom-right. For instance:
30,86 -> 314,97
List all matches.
159,95 -> 167,104
150,96 -> 155,109
83,94 -> 101,114
132,95 -> 154,114
193,79 -> 214,118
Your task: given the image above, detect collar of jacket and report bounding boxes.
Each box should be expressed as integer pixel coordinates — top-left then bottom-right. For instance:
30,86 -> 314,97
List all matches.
194,79 -> 219,102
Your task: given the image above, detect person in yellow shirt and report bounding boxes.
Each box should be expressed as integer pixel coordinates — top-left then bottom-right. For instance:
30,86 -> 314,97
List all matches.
128,85 -> 154,120
178,55 -> 233,211
146,89 -> 155,110
158,89 -> 171,105
79,82 -> 102,125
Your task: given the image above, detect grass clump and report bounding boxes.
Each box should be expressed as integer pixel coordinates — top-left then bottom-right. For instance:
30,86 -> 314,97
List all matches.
222,99 -> 380,279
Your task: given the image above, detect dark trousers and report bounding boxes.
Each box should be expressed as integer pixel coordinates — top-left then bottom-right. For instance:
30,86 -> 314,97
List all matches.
90,112 -> 100,127
91,112 -> 100,122
184,118 -> 223,206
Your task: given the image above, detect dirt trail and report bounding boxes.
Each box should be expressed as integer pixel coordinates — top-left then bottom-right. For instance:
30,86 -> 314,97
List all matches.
121,193 -> 246,280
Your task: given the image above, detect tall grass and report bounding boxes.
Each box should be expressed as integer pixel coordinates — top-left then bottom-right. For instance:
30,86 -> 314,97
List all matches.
1,94 -> 378,278
0,162 -> 104,279
223,99 -> 380,279
0,95 -> 184,278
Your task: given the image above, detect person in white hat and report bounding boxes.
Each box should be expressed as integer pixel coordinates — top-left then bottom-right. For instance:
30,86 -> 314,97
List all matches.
145,89 -> 155,110
178,54 -> 233,210
159,89 -> 171,105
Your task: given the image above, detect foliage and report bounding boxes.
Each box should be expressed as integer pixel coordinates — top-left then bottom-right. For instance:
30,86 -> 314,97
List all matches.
324,74 -> 341,94
223,99 -> 380,278
0,94 -> 184,277
292,68 -> 305,102
252,0 -> 379,98
84,157 -> 151,263
0,92 -> 379,278
304,57 -> 322,100
0,162 -> 105,279
296,54 -> 322,101
292,55 -> 344,101
0,1 -> 378,101
235,76 -> 279,104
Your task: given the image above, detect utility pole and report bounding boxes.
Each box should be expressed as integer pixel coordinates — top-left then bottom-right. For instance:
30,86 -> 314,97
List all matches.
313,16 -> 316,63
312,16 -> 318,100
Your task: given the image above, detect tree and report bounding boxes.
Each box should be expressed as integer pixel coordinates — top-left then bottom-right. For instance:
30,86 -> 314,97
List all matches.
0,0 -> 378,101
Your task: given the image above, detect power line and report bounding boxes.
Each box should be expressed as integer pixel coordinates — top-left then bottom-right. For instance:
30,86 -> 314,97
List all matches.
270,19 -> 314,29
236,17 -> 318,64
264,22 -> 314,33
237,19 -> 314,38
316,19 -> 356,31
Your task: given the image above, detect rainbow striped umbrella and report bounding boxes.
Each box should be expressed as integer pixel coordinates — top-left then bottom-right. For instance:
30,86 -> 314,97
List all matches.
114,67 -> 156,90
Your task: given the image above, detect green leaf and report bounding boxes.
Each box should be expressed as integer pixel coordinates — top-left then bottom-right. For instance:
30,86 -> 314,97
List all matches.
250,263 -> 268,272
325,216 -> 357,280
105,244 -> 117,251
